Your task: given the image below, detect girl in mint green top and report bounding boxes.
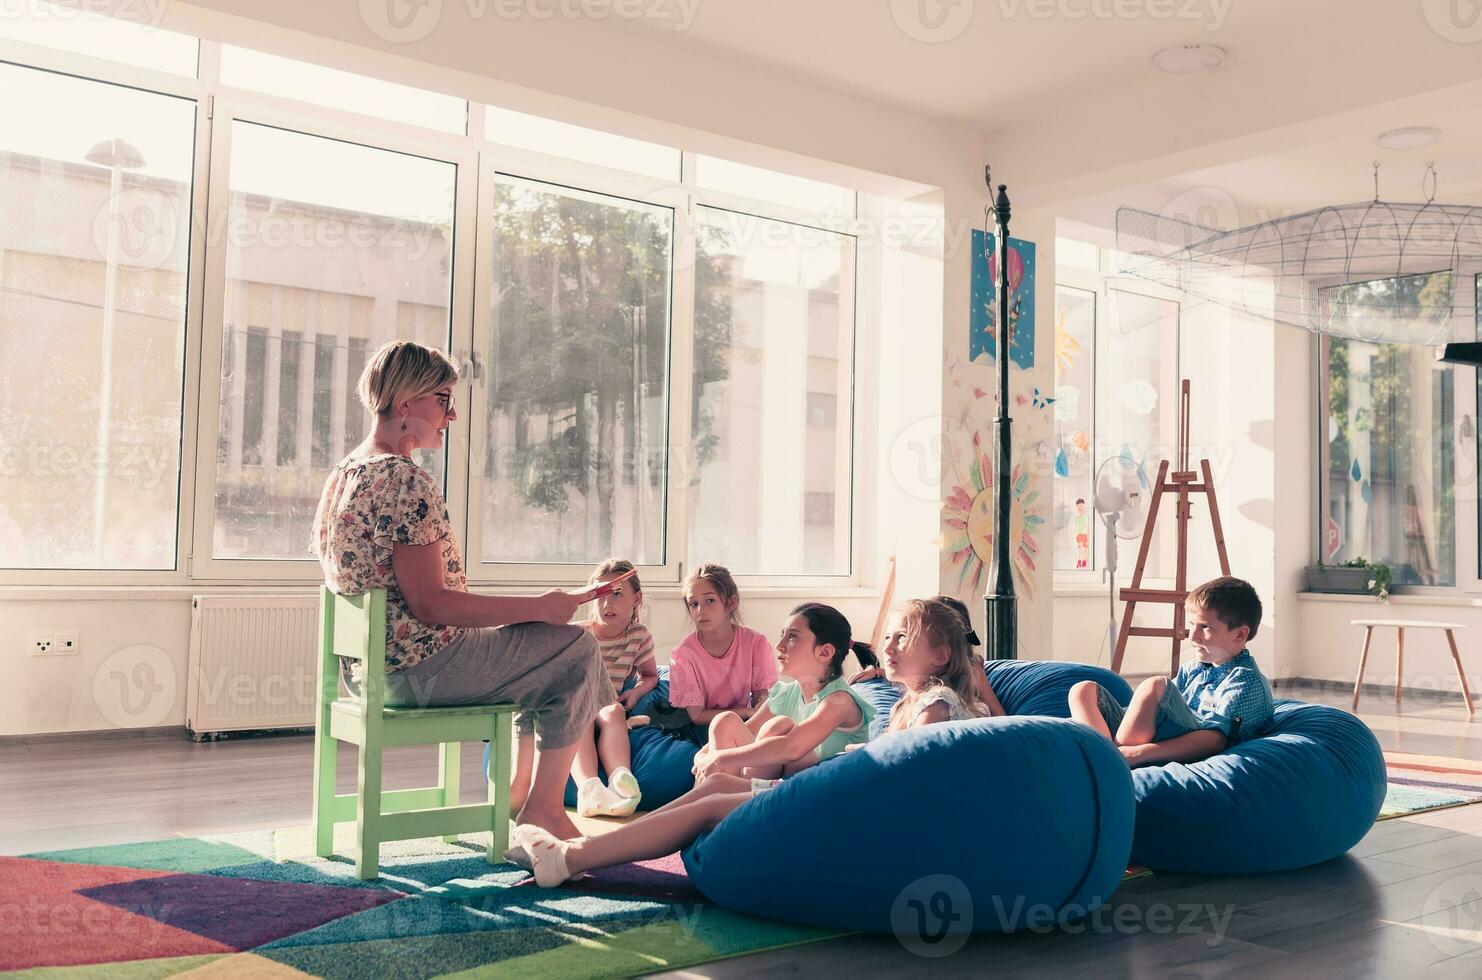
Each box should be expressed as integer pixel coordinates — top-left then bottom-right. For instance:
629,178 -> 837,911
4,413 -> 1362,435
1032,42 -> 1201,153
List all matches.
689,602 -> 880,782
764,674 -> 874,761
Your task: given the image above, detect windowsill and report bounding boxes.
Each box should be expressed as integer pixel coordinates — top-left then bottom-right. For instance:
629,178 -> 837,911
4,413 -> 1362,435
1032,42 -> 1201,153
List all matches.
1298,590 -> 1482,608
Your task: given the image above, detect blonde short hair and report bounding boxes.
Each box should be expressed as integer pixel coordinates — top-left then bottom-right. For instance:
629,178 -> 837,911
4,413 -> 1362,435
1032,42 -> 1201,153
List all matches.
357,341 -> 459,417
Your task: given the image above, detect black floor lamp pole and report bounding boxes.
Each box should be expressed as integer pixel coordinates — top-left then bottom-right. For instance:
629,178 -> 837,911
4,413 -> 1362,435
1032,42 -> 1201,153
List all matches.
984,171 -> 1018,661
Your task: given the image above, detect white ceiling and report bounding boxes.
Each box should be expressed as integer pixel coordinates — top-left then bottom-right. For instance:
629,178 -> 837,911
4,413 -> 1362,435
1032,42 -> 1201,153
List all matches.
562,0 -> 1482,219
596,0 -> 1458,129
178,0 -> 1482,224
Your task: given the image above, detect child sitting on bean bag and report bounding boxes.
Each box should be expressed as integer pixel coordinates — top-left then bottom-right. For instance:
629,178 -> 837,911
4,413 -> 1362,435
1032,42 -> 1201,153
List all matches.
509,597 -> 981,886
1068,576 -> 1275,767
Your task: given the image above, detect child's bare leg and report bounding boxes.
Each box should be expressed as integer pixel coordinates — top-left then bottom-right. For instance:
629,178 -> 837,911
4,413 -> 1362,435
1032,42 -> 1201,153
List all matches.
1068,681 -> 1111,740
1116,676 -> 1167,747
565,791 -> 752,874
595,703 -> 633,775
569,723 -> 602,786
739,716 -> 794,780
508,730 -> 535,813
708,711 -> 755,751
646,772 -> 751,816
780,752 -> 818,777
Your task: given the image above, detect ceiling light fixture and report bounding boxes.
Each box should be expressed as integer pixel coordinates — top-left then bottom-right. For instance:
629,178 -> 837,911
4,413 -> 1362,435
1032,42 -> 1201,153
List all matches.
1152,45 -> 1225,74
1376,126 -> 1441,150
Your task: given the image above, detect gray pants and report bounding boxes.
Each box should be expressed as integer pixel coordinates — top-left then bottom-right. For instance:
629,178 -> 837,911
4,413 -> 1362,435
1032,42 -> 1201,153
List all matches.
377,623 -> 606,750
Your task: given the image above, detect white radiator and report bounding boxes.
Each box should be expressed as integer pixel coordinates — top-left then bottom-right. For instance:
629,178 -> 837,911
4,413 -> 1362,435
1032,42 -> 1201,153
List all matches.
186,595 -> 319,738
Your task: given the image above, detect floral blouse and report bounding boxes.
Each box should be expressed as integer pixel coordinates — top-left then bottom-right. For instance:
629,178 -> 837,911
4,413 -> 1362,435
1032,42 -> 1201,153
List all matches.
310,453 -> 468,674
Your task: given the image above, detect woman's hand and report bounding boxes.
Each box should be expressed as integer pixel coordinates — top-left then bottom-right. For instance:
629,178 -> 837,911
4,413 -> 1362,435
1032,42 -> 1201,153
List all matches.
619,688 -> 642,711
533,587 -> 599,625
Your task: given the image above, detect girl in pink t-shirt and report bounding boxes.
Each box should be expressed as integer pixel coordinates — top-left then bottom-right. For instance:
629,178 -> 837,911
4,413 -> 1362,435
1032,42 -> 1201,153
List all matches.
667,564 -> 777,733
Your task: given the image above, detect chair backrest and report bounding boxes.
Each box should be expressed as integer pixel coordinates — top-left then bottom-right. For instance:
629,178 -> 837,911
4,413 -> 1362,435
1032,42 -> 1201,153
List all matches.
318,586 -> 388,709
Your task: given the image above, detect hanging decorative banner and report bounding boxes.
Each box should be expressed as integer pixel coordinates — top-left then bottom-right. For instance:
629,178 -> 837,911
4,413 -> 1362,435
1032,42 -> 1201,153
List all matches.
970,230 -> 1036,369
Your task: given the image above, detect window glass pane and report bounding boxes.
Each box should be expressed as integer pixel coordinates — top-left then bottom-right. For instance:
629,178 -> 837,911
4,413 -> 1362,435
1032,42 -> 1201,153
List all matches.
213,122 -> 455,560
485,107 -> 679,181
1106,289 -> 1179,579
220,46 -> 466,134
1053,285 -> 1095,571
689,207 -> 855,575
695,156 -> 853,216
1324,332 -> 1455,586
0,0 -> 198,75
0,63 -> 195,568
484,175 -> 672,565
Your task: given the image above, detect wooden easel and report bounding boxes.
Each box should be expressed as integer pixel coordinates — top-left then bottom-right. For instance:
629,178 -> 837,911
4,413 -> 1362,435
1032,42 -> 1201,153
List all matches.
1110,380 -> 1231,677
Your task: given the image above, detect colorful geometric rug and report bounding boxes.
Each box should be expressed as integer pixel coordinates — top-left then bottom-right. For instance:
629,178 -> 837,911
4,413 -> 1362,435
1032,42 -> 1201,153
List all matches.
2,824 -> 845,978
1380,751 -> 1482,819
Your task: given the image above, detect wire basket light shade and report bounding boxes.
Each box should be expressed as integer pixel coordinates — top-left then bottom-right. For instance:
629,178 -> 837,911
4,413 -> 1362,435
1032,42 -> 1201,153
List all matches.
1116,200 -> 1482,346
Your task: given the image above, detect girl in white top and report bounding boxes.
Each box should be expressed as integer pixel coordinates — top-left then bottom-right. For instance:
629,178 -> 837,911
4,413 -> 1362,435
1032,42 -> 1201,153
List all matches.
876,597 -> 1003,735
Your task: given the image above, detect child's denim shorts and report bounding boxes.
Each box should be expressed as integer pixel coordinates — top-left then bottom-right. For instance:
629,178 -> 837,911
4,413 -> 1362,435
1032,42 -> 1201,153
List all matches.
1094,681 -> 1203,743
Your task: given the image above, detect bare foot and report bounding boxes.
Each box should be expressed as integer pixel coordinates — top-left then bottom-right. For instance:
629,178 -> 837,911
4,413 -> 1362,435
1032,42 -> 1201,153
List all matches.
627,715 -> 650,729
516,804 -> 582,840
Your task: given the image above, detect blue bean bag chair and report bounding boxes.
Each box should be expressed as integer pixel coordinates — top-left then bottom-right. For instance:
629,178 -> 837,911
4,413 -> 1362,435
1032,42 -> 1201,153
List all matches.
484,667 -> 699,812
1130,698 -> 1385,873
682,715 -> 1135,934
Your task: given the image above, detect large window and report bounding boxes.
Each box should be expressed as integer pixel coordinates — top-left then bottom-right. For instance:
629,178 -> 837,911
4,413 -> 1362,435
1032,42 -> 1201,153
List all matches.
482,176 -> 672,566
210,122 -> 455,561
688,208 -> 856,575
0,26 -> 868,585
1320,271 -> 1463,587
1053,240 -> 1180,579
0,63 -> 195,569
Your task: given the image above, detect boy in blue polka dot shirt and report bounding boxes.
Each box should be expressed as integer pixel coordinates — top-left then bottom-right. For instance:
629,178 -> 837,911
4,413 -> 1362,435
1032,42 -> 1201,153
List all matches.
1069,576 -> 1275,767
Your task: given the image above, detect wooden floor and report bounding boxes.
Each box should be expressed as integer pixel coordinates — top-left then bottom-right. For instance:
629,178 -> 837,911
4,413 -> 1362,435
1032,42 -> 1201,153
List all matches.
4,683 -> 1481,977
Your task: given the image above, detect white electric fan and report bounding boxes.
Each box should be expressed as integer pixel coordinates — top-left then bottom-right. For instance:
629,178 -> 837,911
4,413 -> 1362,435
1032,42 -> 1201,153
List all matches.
1092,455 -> 1152,664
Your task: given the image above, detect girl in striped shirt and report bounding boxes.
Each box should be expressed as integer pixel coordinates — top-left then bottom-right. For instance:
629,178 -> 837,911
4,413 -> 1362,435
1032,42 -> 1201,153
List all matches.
572,558 -> 659,817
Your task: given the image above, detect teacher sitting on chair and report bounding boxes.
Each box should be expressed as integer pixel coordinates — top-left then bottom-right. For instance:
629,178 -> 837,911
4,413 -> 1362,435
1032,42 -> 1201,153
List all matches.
311,339 -> 607,841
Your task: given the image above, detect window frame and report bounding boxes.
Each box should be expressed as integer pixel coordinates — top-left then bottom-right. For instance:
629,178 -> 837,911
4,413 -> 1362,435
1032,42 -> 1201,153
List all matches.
1052,254 -> 1183,591
1313,279 -> 1482,598
0,34 -> 874,591
185,93 -> 478,584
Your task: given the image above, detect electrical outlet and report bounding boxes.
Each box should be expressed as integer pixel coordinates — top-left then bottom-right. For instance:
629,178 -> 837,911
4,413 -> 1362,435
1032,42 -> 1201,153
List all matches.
56,630 -> 79,654
29,633 -> 56,656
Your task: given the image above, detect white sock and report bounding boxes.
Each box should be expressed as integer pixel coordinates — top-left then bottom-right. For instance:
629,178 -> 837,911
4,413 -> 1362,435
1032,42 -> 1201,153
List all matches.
608,767 -> 641,799
577,776 -> 632,817
515,824 -> 573,888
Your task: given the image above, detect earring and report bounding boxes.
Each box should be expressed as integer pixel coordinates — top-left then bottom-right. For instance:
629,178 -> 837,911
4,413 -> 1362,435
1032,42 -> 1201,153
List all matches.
400,417 -> 408,432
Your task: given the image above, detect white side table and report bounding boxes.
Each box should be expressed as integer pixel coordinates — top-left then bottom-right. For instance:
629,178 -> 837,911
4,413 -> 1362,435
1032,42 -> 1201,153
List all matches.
1351,619 -> 1474,718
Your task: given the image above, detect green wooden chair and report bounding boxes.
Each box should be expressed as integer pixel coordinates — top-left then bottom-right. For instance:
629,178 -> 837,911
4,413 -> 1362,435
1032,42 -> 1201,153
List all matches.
312,586 -> 518,879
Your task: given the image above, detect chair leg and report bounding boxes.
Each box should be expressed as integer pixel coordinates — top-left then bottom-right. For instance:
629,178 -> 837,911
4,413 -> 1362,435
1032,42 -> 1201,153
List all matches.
312,718 -> 337,859
488,714 -> 513,863
1352,626 -> 1373,712
1445,630 -> 1475,720
1395,628 -> 1405,707
440,741 -> 462,843
355,735 -> 383,880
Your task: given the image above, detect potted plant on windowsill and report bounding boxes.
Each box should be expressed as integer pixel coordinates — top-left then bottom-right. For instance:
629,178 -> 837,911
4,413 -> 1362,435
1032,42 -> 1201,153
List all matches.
1306,558 -> 1392,599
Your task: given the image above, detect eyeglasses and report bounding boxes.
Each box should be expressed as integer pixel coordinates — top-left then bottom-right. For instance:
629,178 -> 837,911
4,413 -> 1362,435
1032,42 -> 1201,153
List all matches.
432,392 -> 455,414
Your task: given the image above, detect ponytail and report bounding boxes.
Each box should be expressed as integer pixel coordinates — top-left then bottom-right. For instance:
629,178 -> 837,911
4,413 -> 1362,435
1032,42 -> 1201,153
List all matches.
790,602 -> 866,683
851,639 -> 879,672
